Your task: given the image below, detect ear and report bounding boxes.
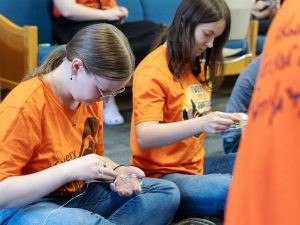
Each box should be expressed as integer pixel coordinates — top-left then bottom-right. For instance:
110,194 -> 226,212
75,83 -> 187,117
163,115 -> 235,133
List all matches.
71,58 -> 85,76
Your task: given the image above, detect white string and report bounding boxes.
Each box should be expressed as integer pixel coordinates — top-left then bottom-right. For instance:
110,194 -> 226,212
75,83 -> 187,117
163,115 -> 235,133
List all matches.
42,183 -> 90,225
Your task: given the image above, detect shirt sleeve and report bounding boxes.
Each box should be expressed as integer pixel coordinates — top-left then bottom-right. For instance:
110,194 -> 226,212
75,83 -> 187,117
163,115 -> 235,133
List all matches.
133,66 -> 169,124
0,107 -> 41,181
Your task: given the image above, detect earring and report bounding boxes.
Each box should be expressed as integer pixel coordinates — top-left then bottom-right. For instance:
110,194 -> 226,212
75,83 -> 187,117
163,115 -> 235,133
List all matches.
70,75 -> 73,80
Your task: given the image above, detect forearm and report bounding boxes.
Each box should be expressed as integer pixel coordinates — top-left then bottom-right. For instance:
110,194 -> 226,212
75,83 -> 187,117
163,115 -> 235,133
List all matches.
0,164 -> 71,208
136,112 -> 240,149
61,5 -> 109,21
53,0 -> 112,21
136,118 -> 204,149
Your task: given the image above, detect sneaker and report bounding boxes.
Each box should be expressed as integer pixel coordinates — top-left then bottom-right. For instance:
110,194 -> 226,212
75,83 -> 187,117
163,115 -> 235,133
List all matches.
172,218 -> 217,225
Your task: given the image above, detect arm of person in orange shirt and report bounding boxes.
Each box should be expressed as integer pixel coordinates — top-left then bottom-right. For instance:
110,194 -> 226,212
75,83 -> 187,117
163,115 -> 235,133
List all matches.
115,5 -> 128,19
53,0 -> 127,21
136,111 -> 241,149
0,154 -> 144,208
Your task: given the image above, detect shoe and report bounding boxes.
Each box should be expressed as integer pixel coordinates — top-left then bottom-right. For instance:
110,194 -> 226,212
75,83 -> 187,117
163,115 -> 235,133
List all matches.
172,218 -> 217,225
103,96 -> 124,126
103,107 -> 124,125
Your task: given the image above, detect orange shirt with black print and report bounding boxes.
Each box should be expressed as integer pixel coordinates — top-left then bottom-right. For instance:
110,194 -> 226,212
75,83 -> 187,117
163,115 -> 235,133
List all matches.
0,77 -> 104,195
130,45 -> 211,178
225,0 -> 300,224
53,0 -> 117,18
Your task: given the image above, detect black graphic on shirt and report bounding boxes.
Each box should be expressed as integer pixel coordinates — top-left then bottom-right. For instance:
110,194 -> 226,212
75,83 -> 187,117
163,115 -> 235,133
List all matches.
79,117 -> 99,156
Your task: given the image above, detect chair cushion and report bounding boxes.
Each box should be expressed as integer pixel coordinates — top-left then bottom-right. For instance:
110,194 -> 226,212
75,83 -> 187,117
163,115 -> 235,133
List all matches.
38,45 -> 60,66
141,0 -> 180,25
224,40 -> 248,56
0,0 -> 53,44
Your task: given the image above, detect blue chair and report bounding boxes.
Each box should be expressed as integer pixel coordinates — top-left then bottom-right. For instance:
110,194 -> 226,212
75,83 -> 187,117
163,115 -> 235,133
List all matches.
222,0 -> 258,76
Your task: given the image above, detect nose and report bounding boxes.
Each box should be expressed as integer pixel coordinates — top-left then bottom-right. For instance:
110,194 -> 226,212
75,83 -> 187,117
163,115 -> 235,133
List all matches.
206,37 -> 214,48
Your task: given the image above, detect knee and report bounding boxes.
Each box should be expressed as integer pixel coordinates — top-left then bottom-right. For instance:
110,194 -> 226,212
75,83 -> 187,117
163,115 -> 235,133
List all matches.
162,179 -> 181,205
46,208 -> 112,225
142,178 -> 180,209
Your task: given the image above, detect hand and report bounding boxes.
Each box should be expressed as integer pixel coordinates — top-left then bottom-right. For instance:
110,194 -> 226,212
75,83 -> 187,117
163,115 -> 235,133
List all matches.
252,1 -> 278,19
221,112 -> 248,140
232,112 -> 248,134
200,111 -> 240,134
62,154 -> 117,182
110,166 -> 145,196
103,8 -> 125,21
117,6 -> 129,19
253,1 -> 270,11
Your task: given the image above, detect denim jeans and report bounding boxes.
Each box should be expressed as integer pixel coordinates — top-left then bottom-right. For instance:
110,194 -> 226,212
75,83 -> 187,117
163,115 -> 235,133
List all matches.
0,178 -> 180,225
161,153 -> 236,220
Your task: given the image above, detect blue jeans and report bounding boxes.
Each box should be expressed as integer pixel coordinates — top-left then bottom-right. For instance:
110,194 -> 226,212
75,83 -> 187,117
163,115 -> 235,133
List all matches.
161,153 -> 236,220
0,178 -> 180,225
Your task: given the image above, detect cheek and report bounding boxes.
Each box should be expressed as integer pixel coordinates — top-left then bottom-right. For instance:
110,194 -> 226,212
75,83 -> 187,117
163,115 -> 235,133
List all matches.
72,84 -> 98,101
195,33 -> 205,46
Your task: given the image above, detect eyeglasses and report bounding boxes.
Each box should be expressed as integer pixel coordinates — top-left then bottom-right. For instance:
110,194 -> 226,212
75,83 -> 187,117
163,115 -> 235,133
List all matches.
97,86 -> 125,99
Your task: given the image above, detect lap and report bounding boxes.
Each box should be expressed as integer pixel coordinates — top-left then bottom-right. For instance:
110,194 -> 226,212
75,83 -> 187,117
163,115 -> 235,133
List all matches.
161,154 -> 236,218
0,178 -> 179,225
204,153 -> 236,174
1,201 -> 113,225
162,173 -> 231,201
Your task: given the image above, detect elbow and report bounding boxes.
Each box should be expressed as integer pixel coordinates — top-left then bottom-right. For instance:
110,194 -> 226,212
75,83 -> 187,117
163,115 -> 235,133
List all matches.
0,193 -> 10,208
0,185 -> 11,208
60,10 -> 74,19
0,200 -> 5,208
136,134 -> 151,149
136,129 -> 156,149
0,200 -> 11,208
136,122 -> 158,149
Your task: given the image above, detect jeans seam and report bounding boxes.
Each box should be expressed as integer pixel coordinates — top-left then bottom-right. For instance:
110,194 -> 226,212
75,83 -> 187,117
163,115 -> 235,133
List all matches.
78,183 -> 157,207
107,183 -> 159,222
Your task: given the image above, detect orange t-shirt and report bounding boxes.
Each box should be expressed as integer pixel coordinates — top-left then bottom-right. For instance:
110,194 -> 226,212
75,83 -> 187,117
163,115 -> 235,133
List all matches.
53,0 -> 117,18
225,0 -> 300,224
130,46 -> 211,178
0,77 -> 104,195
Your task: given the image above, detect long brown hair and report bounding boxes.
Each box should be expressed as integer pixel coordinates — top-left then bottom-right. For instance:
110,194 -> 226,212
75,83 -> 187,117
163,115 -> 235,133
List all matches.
25,23 -> 135,81
153,0 -> 231,89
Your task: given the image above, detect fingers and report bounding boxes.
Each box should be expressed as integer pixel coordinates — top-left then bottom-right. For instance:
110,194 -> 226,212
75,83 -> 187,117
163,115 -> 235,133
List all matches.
110,183 -> 133,196
99,167 -> 117,180
206,112 -> 239,127
214,111 -> 241,121
98,159 -> 117,180
231,112 -> 248,121
254,1 -> 270,10
110,174 -> 142,196
127,166 -> 145,179
203,112 -> 247,133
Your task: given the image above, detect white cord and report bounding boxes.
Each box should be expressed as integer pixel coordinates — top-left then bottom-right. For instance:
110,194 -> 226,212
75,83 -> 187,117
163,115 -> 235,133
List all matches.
42,183 -> 90,225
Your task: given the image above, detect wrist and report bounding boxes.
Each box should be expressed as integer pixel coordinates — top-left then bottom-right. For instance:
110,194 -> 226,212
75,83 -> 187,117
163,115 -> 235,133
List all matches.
195,116 -> 205,133
57,162 -> 74,183
113,164 -> 125,171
